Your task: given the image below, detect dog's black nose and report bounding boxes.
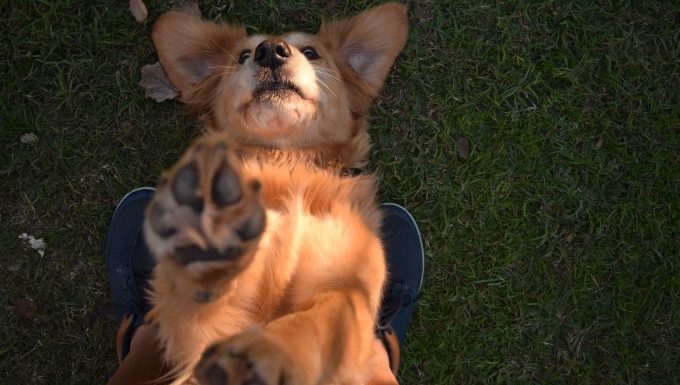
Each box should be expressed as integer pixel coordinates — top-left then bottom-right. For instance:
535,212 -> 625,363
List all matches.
254,39 -> 291,70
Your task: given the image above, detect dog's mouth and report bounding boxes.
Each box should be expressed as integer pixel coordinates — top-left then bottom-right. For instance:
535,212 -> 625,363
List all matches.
253,80 -> 304,100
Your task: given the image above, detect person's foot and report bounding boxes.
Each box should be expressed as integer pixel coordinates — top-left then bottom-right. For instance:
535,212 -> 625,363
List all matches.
104,192 -> 424,368
105,187 -> 156,361
377,203 -> 424,373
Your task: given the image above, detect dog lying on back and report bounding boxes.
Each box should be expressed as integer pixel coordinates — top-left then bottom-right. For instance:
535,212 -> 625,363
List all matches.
143,3 -> 408,384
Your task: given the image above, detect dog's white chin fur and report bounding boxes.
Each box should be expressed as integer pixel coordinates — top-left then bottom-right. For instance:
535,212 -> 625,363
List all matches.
244,98 -> 316,145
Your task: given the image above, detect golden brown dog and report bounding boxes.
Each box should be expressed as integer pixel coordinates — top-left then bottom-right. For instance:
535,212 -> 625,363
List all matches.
143,3 -> 408,384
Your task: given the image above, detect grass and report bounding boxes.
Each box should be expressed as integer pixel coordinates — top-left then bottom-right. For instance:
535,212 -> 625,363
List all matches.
1,1 -> 678,384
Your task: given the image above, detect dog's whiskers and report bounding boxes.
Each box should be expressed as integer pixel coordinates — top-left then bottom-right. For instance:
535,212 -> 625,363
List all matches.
209,65 -> 237,71
312,65 -> 342,82
214,75 -> 238,98
197,67 -> 233,86
315,77 -> 336,99
312,67 -> 339,98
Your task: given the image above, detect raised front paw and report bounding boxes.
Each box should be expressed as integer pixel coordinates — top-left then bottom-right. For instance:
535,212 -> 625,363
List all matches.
143,134 -> 265,293
195,328 -> 297,385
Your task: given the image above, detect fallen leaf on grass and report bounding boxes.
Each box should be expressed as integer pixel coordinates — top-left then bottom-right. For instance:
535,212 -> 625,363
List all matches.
20,133 -> 38,144
140,62 -> 179,102
18,233 -> 46,257
456,136 -> 470,160
174,1 -> 201,16
129,0 -> 148,24
12,298 -> 38,320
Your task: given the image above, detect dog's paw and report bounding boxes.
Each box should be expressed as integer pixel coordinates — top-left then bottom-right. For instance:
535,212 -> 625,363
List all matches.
195,328 -> 296,385
144,134 -> 265,283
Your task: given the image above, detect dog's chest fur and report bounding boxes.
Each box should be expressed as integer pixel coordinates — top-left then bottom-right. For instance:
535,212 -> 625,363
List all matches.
151,157 -> 385,375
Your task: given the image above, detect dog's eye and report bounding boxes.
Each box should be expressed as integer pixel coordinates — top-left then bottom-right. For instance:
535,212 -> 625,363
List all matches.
301,46 -> 320,60
238,49 -> 251,64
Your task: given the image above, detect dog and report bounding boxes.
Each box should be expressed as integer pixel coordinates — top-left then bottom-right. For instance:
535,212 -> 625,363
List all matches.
143,3 -> 408,384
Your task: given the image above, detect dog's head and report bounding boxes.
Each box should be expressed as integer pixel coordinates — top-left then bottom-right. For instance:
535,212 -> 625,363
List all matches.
152,3 -> 407,160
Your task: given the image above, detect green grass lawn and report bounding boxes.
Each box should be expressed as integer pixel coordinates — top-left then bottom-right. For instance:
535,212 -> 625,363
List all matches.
1,1 -> 678,384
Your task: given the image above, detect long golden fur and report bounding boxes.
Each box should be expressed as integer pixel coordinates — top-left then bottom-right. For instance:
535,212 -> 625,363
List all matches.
142,4 -> 408,384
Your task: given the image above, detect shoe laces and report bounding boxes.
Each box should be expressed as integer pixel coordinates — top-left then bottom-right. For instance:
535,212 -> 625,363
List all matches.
132,267 -> 152,314
377,281 -> 419,332
113,266 -> 151,319
112,275 -> 139,317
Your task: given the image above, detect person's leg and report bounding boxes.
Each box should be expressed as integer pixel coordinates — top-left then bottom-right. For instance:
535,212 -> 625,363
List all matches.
104,191 -> 422,384
105,188 -> 171,385
107,323 -> 171,385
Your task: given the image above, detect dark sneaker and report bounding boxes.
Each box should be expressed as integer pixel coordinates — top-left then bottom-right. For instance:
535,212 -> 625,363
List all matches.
377,203 -> 424,372
105,187 -> 156,360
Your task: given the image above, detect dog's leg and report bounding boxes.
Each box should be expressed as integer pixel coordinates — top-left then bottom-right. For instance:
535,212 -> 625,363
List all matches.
143,133 -> 266,368
195,286 -> 380,385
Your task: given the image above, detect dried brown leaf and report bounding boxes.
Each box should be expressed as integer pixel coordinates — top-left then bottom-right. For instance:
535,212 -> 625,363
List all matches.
129,0 -> 148,24
12,298 -> 37,320
139,62 -> 179,102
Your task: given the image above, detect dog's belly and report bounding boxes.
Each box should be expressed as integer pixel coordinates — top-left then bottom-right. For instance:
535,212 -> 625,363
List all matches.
151,161 -> 386,383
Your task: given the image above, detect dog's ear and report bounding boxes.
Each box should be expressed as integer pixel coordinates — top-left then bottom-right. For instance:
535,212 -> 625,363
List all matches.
152,12 -> 246,99
319,3 -> 408,94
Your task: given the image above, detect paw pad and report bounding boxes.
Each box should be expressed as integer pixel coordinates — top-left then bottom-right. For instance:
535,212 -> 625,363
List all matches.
145,135 -> 266,269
